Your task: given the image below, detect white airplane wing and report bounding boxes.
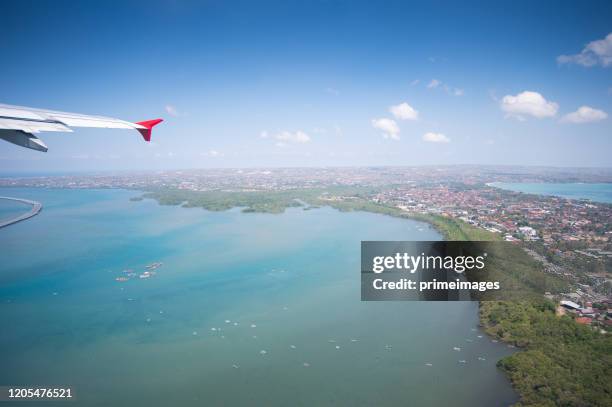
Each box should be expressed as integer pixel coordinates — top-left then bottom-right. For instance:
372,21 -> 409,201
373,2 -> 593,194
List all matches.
0,103 -> 163,152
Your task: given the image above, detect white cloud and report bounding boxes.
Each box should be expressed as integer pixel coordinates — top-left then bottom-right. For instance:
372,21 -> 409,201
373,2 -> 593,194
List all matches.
500,91 -> 558,120
442,84 -> 464,96
389,102 -> 419,121
202,149 -> 224,157
422,132 -> 450,143
427,79 -> 441,89
371,118 -> 400,140
558,33 -> 612,67
261,130 -> 311,144
410,79 -> 420,86
427,80 -> 463,96
273,130 -> 311,144
562,106 -> 608,123
165,105 -> 179,117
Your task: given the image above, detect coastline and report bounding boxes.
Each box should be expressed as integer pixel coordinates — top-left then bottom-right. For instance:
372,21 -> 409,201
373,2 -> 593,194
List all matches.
3,185 -> 608,405
488,181 -> 612,204
0,187 -> 519,406
133,188 -> 611,406
130,188 -> 529,401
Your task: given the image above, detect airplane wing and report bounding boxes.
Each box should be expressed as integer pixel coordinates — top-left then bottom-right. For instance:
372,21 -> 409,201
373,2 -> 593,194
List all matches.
0,103 -> 163,152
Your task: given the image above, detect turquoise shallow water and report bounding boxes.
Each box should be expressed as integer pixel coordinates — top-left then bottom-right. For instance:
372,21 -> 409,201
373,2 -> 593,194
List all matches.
0,188 -> 517,406
491,182 -> 612,203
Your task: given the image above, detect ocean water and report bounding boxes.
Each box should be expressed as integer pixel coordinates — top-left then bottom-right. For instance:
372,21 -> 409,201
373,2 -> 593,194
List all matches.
0,188 -> 517,406
491,182 -> 612,203
0,198 -> 29,223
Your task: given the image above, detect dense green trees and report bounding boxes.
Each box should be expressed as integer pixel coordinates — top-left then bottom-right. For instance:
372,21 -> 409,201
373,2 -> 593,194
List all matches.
481,301 -> 612,406
138,186 -> 379,214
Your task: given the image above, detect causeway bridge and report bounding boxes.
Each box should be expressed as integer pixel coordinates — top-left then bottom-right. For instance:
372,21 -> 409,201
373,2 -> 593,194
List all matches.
0,196 -> 43,228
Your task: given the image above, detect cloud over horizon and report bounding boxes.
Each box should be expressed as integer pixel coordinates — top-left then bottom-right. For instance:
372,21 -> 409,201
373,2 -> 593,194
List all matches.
390,102 -> 419,121
422,132 -> 450,143
500,91 -> 559,120
562,106 -> 608,123
558,33 -> 612,67
273,130 -> 311,144
202,149 -> 224,157
165,105 -> 180,117
426,79 -> 463,96
427,79 -> 441,89
371,118 -> 400,140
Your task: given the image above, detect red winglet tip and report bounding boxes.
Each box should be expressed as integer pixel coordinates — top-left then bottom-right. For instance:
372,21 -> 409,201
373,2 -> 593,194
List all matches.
135,118 -> 164,142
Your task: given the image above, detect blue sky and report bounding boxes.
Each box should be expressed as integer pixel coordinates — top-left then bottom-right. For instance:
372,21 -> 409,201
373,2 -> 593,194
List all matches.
1,0 -> 611,172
